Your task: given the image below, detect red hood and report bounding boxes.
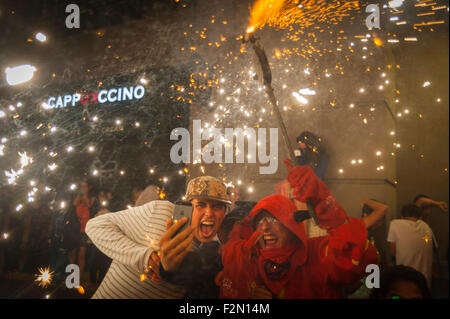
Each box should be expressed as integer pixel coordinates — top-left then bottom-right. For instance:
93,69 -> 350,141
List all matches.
240,194 -> 308,265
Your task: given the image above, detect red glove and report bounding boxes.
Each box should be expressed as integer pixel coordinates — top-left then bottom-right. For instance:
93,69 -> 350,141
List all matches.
284,159 -> 347,229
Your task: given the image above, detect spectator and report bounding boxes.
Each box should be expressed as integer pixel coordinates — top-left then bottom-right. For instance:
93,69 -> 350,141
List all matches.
362,199 -> 389,267
49,200 -> 71,282
153,201 -> 258,299
346,199 -> 388,298
88,188 -> 116,284
295,131 -> 328,181
220,163 -> 379,298
413,194 -> 448,295
135,185 -> 160,207
227,186 -> 242,211
18,186 -> 52,273
128,187 -> 145,207
387,204 -> 434,287
85,176 -> 231,299
71,180 -> 96,281
370,265 -> 430,299
413,194 -> 448,221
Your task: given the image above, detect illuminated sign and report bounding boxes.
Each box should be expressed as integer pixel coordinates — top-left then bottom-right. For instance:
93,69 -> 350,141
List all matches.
46,85 -> 146,109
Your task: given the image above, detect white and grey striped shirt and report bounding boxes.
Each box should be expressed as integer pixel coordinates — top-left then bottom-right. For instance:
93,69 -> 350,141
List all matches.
85,200 -> 186,299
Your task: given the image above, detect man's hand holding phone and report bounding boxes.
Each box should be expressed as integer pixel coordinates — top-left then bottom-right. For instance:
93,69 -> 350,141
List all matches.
158,217 -> 194,273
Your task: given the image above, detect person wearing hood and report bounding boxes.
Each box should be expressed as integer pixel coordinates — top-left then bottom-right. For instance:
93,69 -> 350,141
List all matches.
220,161 -> 379,298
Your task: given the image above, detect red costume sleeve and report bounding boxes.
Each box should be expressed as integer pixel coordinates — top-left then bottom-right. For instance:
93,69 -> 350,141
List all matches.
285,161 -> 379,284
308,218 -> 379,286
220,225 -> 261,298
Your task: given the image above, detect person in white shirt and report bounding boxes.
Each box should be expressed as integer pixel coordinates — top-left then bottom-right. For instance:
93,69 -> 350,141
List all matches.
85,176 -> 231,299
387,204 -> 435,287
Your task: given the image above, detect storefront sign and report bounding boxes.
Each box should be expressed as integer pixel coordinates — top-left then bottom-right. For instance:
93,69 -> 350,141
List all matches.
46,85 -> 146,109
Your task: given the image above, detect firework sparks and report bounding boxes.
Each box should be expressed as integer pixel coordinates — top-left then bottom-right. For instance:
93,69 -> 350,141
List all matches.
35,267 -> 54,288
246,0 -> 359,35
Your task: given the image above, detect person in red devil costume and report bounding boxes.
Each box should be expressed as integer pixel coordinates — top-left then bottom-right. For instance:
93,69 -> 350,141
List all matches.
219,161 -> 379,298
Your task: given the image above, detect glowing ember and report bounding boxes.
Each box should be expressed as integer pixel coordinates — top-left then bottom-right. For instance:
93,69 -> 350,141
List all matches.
35,267 -> 54,288
246,0 -> 359,34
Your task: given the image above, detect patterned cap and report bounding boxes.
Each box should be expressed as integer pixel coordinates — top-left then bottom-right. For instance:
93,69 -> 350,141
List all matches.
185,176 -> 232,205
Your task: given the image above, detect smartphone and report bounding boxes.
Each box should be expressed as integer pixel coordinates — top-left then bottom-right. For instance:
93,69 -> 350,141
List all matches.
171,201 -> 193,237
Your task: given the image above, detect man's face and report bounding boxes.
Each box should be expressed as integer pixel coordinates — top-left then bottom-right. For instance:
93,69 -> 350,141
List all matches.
254,211 -> 296,250
191,198 -> 227,243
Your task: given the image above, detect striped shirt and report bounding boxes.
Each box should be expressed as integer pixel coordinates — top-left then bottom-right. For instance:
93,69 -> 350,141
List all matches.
85,200 -> 186,299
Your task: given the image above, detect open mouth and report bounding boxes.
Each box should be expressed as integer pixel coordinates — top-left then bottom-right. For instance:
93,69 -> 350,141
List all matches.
199,220 -> 215,239
263,235 -> 278,248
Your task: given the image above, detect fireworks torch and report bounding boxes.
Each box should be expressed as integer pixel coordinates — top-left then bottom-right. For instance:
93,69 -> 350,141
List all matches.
242,31 -> 319,226
242,33 -> 297,164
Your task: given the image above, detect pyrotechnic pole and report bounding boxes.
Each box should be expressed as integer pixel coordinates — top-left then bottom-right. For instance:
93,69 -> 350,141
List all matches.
243,34 -> 297,164
243,33 -> 319,225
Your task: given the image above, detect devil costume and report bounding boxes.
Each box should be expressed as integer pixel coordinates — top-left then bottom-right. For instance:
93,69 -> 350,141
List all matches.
220,162 -> 379,298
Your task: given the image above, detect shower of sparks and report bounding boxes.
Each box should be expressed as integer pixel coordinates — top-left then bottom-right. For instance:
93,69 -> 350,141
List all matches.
0,0 -> 447,204
246,0 -> 359,35
35,267 -> 54,288
19,152 -> 33,169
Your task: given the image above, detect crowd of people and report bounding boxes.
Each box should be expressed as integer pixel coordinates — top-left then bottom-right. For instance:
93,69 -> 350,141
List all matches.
0,131 -> 448,299
82,160 -> 447,299
0,180 -> 160,287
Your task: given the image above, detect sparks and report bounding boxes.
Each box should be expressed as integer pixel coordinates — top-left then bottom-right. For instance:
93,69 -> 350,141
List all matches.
35,267 -> 54,288
19,152 -> 33,168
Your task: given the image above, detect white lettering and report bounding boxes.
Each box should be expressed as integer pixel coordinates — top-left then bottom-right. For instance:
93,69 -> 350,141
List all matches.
365,264 -> 380,288
202,127 -> 222,164
48,97 -> 56,109
65,264 -> 80,288
134,85 -> 145,99
258,128 -> 279,174
123,87 -> 133,100
224,128 -> 234,164
56,96 -> 63,108
65,4 -> 80,29
171,120 -> 279,174
170,128 -> 190,164
98,90 -> 108,103
63,94 -> 72,107
193,120 -> 202,164
107,89 -> 117,102
366,4 -> 380,30
47,85 -> 145,108
72,94 -> 80,106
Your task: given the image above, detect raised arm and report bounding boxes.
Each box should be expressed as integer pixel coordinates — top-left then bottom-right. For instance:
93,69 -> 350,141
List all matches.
362,199 -> 388,228
285,161 -> 378,285
415,197 -> 448,212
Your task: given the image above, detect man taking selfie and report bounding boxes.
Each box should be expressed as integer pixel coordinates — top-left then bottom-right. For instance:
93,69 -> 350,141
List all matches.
85,176 -> 231,299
